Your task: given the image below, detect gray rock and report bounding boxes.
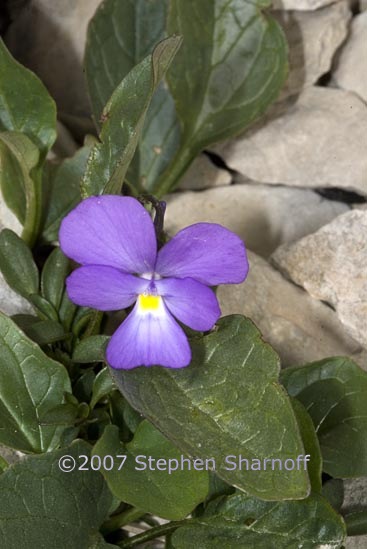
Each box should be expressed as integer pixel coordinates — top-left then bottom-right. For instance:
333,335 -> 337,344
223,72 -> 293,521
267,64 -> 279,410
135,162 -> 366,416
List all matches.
214,87 -> 367,196
178,155 -> 231,191
5,0 -> 100,128
272,210 -> 367,349
0,197 -> 33,316
272,0 -> 338,9
164,184 -> 348,257
274,2 -> 351,98
343,478 -> 367,548
217,250 -> 363,368
333,12 -> 367,104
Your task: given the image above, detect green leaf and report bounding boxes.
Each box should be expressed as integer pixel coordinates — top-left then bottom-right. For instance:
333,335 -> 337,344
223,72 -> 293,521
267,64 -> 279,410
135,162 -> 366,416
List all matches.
41,247 -> 69,311
154,0 -> 288,194
322,479 -> 344,513
111,315 -> 309,500
170,492 -> 346,548
0,313 -> 76,453
73,335 -> 109,363
0,229 -> 39,298
281,357 -> 367,478
81,35 -> 182,197
0,440 -> 113,549
28,293 -> 59,321
0,131 -> 39,225
85,0 -> 180,191
42,145 -> 91,242
93,422 -> 209,520
0,131 -> 43,245
12,315 -> 67,346
91,367 -> 114,409
291,397 -> 322,493
0,38 -> 56,157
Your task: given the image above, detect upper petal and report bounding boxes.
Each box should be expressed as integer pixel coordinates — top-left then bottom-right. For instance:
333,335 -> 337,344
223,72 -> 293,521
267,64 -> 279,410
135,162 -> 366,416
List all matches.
156,223 -> 249,285
66,265 -> 149,311
59,196 -> 157,273
106,300 -> 191,369
155,277 -> 220,331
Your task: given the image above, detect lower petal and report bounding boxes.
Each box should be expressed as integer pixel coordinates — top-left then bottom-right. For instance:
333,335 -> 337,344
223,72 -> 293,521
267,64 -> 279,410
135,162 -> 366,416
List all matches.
106,301 -> 191,369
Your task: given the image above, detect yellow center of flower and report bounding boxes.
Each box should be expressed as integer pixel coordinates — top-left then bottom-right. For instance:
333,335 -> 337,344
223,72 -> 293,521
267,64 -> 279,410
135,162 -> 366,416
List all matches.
138,294 -> 161,311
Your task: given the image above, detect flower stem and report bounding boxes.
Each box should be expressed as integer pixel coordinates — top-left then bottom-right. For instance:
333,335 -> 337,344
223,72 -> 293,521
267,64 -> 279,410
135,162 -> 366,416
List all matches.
101,507 -> 145,535
117,520 -> 188,548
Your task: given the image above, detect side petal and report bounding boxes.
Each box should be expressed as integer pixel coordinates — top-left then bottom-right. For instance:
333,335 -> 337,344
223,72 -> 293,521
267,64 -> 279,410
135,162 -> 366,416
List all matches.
59,196 -> 157,273
66,266 -> 149,311
155,277 -> 220,331
155,223 -> 249,285
106,302 -> 191,369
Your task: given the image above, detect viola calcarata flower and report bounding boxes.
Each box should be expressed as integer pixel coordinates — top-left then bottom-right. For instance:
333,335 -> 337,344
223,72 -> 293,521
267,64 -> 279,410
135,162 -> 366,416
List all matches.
59,196 -> 248,369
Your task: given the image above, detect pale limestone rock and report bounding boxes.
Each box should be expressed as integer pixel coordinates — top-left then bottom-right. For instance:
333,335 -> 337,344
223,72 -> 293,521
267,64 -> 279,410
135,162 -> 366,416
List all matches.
272,0 -> 338,8
214,87 -> 367,196
343,478 -> 367,548
217,251 -> 363,368
272,210 -> 367,348
274,2 -> 351,98
5,0 -> 100,124
333,12 -> 367,104
178,155 -> 231,191
165,184 -> 348,257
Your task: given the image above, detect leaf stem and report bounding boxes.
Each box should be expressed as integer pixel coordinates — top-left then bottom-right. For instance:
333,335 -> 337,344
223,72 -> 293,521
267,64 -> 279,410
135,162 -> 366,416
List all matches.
117,520 -> 188,548
151,143 -> 196,197
101,507 -> 145,535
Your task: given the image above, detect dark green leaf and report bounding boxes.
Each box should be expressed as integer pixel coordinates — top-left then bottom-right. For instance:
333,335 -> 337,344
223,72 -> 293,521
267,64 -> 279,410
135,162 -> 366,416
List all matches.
111,315 -> 309,500
73,370 -> 96,403
0,313 -> 76,452
0,131 -> 39,225
85,0 -> 180,191
170,492 -> 346,548
81,36 -> 182,196
91,367 -> 114,409
281,357 -> 367,478
86,0 -> 168,125
93,422 -> 209,520
154,0 -> 288,194
18,317 -> 67,346
41,247 -> 70,311
0,229 -> 38,298
0,38 -> 56,157
345,511 -> 367,537
28,293 -> 59,321
0,440 -> 113,549
322,479 -> 344,513
59,290 -> 77,332
42,145 -> 91,242
291,397 -> 322,493
73,335 -> 109,363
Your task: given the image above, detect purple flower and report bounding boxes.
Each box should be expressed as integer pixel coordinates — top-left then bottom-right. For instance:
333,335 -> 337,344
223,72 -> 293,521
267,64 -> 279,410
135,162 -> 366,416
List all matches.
59,196 -> 248,369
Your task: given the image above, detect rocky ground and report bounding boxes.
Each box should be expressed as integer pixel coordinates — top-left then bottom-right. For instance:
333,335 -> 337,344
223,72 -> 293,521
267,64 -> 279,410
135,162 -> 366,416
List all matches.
1,0 -> 366,547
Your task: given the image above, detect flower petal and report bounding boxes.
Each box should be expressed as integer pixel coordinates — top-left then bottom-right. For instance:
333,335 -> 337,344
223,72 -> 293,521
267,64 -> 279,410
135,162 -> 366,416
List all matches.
59,196 -> 157,273
155,277 -> 220,331
106,301 -> 191,369
66,266 -> 149,311
155,223 -> 249,285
